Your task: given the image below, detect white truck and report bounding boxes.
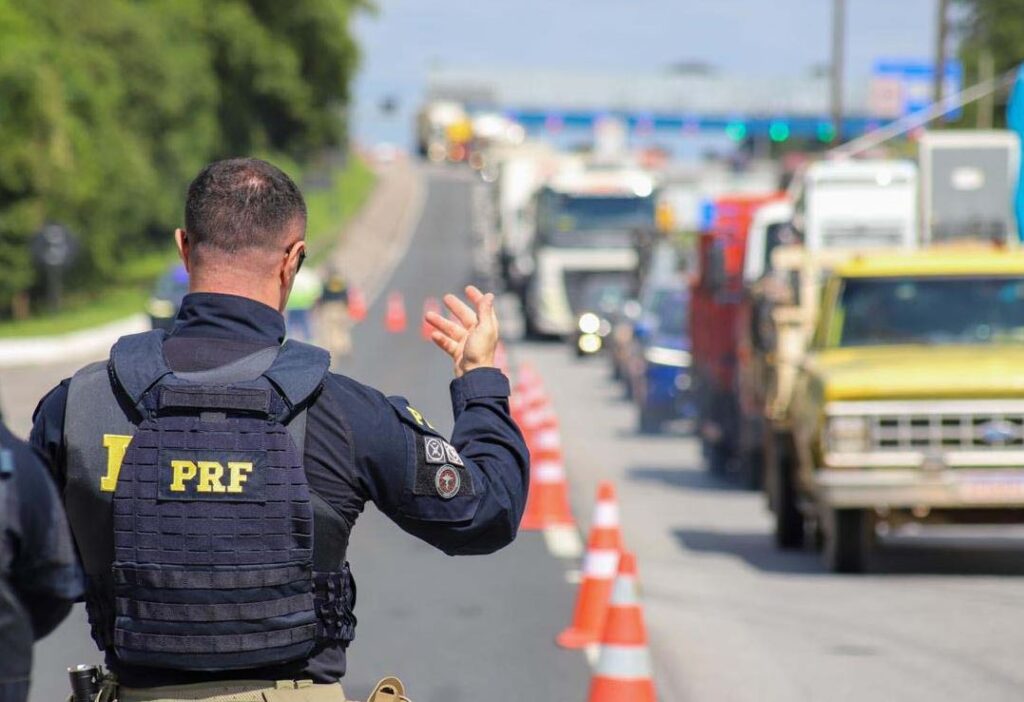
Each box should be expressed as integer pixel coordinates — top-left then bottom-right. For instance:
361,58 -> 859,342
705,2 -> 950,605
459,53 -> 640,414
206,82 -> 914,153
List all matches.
792,159 -> 919,251
918,130 -> 1020,245
523,167 -> 657,337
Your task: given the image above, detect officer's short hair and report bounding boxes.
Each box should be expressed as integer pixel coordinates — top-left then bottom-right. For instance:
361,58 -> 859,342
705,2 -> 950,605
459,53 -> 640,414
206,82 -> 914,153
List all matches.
185,158 -> 307,257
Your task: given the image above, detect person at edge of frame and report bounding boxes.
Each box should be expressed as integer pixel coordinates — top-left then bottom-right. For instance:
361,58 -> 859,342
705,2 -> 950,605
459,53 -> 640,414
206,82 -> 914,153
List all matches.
1,416 -> 82,702
30,157 -> 528,702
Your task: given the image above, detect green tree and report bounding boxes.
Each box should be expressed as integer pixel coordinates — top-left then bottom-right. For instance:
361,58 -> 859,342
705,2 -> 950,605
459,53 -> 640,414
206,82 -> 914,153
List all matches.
955,0 -> 1024,127
0,0 -> 370,315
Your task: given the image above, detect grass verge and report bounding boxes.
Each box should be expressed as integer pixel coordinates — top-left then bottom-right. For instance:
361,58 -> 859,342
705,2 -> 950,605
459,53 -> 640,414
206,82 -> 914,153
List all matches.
0,155 -> 376,339
304,156 -> 376,263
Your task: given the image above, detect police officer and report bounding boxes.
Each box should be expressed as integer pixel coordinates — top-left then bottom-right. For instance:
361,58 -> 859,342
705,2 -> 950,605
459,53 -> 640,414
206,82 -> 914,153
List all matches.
1,418 -> 82,702
30,158 -> 528,702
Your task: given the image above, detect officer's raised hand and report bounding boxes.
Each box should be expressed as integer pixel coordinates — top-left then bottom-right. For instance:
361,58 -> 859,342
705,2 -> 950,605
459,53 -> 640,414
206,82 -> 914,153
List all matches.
425,285 -> 499,377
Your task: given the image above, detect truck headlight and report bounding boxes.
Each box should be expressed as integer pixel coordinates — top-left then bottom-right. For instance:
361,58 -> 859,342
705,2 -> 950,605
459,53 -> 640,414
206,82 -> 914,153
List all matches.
827,416 -> 870,453
643,347 -> 691,367
578,313 -> 601,335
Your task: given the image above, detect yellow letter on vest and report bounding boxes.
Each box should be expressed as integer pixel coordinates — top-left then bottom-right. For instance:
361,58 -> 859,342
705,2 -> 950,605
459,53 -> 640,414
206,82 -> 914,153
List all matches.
170,460 -> 198,492
197,461 -> 226,493
101,435 -> 133,492
226,462 -> 254,493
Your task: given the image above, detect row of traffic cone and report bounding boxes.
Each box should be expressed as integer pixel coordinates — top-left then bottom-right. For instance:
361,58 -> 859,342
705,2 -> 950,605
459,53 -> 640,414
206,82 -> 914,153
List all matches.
507,360 -> 656,701
513,363 -> 575,530
562,482 -> 657,702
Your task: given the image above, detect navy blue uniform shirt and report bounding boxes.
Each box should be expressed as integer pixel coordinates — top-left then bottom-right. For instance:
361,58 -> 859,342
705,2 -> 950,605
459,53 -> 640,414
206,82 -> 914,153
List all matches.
30,292 -> 529,686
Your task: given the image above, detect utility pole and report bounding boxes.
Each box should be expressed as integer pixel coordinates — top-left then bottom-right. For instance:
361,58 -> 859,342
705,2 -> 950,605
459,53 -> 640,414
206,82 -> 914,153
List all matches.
934,0 -> 949,106
831,0 -> 846,142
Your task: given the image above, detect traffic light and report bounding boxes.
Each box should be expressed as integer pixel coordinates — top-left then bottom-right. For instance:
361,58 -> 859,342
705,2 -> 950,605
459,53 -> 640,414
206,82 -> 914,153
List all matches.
725,121 -> 747,142
817,122 -> 837,143
769,121 -> 790,143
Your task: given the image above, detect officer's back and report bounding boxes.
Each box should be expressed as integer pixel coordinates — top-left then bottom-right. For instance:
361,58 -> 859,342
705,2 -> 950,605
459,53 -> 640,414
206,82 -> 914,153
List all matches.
31,158 -> 528,700
0,419 -> 81,702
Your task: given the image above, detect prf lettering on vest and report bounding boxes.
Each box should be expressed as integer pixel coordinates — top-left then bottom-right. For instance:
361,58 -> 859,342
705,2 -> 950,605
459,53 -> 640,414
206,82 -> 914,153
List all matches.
170,460 -> 254,494
100,434 -> 133,492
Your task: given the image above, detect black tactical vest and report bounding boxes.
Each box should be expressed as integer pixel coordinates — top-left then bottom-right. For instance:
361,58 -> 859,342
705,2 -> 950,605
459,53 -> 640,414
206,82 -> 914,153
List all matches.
64,330 -> 356,672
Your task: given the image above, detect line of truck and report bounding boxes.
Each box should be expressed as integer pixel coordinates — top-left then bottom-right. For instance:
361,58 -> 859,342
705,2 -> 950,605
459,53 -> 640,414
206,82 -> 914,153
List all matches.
692,129 -> 1024,572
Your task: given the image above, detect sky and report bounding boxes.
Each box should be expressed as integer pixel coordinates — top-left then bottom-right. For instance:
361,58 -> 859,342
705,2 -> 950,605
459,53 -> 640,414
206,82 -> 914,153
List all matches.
351,0 -> 942,147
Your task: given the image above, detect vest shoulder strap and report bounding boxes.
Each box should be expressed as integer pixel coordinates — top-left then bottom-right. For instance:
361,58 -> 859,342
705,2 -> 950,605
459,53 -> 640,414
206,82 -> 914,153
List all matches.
263,340 -> 331,414
109,330 -> 170,408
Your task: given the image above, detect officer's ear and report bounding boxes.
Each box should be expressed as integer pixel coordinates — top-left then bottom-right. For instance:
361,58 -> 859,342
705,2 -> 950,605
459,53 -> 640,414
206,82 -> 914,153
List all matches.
175,229 -> 191,273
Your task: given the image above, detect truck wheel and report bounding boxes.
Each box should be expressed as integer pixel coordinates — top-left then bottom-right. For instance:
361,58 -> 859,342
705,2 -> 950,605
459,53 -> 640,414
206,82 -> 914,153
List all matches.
638,407 -> 663,435
703,437 -> 729,475
824,509 -> 873,574
771,435 -> 804,549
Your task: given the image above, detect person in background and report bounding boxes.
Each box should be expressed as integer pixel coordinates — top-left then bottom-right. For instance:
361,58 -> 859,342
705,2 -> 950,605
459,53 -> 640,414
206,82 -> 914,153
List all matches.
0,418 -> 82,702
319,269 -> 353,359
286,264 -> 323,341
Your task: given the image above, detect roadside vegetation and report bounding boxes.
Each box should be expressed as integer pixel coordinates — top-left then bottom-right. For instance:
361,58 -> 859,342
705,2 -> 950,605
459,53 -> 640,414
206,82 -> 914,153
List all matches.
0,0 -> 372,329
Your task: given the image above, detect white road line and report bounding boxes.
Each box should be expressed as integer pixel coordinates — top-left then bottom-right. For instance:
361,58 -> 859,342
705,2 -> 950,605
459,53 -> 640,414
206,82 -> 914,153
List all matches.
544,524 -> 584,559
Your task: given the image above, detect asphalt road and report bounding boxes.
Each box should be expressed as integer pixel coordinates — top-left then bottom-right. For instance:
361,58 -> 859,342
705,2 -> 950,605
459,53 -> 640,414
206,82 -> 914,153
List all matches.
6,167 -> 589,702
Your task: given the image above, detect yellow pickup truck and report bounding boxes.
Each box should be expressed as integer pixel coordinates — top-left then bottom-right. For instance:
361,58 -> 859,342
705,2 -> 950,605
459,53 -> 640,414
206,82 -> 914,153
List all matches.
772,247 -> 1024,572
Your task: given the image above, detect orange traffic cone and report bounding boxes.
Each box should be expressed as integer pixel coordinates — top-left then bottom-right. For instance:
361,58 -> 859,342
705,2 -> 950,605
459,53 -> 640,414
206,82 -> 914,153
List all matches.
519,434 -> 575,532
384,292 -> 407,333
557,482 -> 622,648
588,551 -> 657,702
347,285 -> 367,322
421,297 -> 441,340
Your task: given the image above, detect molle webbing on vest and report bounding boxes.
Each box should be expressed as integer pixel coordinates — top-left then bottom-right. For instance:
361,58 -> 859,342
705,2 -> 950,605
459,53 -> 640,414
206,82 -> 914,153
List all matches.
314,565 -> 357,643
111,409 -> 316,670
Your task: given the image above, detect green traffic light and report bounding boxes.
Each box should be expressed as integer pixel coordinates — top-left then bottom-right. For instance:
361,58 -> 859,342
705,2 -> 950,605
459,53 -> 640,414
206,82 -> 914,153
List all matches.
817,122 -> 837,142
769,122 -> 790,142
725,122 -> 747,141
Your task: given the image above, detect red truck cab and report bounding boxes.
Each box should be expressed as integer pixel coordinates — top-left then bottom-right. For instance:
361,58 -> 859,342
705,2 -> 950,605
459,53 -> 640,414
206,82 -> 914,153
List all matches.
691,192 -> 784,478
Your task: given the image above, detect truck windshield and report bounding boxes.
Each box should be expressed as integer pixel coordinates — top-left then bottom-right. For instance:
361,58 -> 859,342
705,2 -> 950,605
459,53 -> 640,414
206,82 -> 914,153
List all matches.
538,191 -> 655,247
837,276 -> 1024,347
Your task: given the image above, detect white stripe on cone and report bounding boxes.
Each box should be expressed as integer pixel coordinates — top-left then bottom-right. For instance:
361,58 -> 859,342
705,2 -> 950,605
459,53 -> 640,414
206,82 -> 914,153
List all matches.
592,501 -> 619,528
609,574 -> 639,606
582,548 -> 620,579
534,428 -> 561,450
595,644 -> 653,679
534,461 -> 566,483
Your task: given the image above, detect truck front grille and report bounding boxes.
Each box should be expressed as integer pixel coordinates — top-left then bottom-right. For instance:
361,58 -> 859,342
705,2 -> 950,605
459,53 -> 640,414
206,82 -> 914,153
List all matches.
872,412 -> 1024,450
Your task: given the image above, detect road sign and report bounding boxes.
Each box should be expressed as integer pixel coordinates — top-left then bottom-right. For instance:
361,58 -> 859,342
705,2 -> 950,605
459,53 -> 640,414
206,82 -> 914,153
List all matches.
30,223 -> 79,309
869,59 -> 963,120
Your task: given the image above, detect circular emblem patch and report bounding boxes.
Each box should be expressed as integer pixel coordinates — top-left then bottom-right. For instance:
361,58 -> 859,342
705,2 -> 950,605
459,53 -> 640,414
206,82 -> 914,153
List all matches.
434,465 -> 461,499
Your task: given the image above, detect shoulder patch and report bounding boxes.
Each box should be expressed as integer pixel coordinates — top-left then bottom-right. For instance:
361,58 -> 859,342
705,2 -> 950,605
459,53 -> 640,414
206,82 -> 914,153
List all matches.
388,397 -> 474,500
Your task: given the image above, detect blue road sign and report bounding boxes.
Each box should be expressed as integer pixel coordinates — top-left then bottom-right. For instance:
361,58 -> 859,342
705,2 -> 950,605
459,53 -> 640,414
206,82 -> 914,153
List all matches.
872,59 -> 963,120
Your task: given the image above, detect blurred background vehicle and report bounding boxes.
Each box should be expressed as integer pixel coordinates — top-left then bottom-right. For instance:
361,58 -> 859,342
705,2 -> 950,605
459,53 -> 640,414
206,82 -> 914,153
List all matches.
147,264 -> 188,331
522,166 -> 657,338
628,285 -> 693,434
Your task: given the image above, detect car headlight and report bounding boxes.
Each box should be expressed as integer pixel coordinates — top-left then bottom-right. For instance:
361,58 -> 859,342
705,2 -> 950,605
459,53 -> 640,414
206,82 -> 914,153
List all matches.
578,313 -> 601,335
146,298 -> 176,318
578,334 -> 602,354
826,416 -> 870,453
643,346 -> 691,367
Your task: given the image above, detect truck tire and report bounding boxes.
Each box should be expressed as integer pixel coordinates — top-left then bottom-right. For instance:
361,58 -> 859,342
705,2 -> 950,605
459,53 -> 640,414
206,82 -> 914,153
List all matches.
638,407 -> 663,435
824,509 -> 873,574
770,433 -> 804,549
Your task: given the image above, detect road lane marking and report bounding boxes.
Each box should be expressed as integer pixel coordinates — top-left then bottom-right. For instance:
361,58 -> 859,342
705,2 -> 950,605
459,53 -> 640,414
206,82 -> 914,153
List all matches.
544,525 -> 584,559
